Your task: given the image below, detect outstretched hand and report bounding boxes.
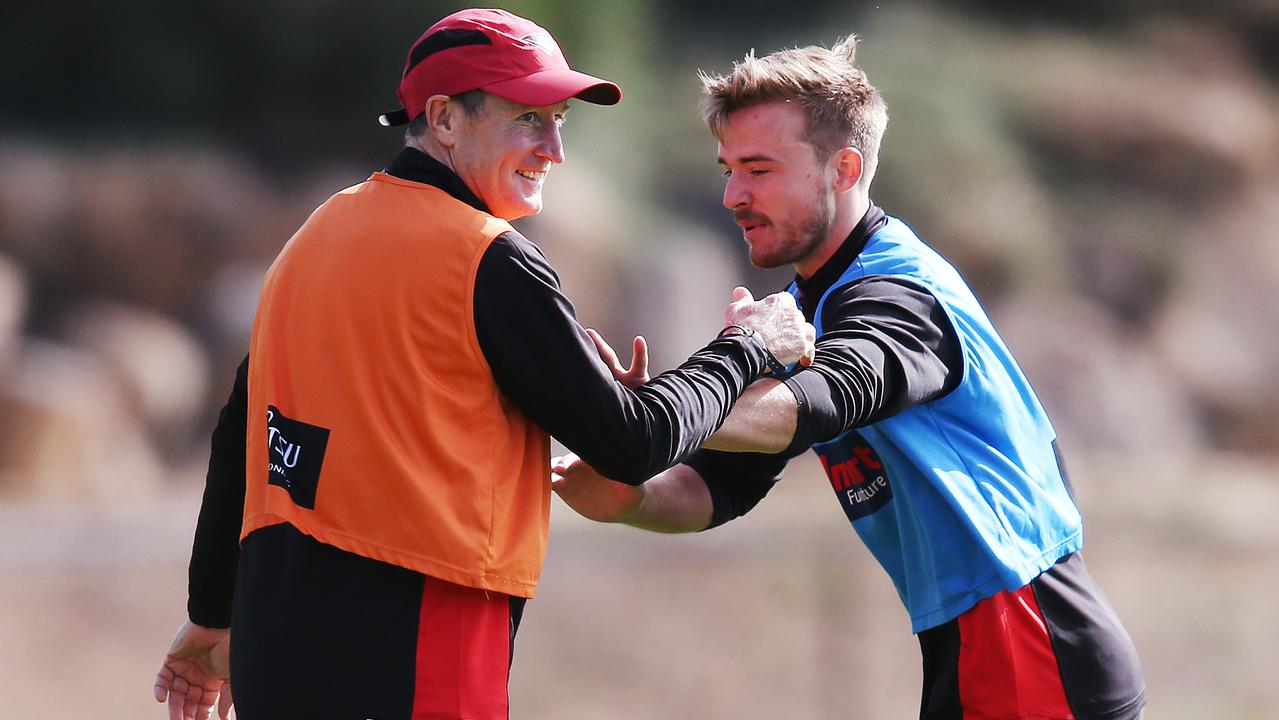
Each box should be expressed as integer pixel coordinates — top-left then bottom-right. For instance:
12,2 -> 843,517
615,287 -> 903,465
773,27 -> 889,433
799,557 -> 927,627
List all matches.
552,452 -> 645,523
153,621 -> 233,720
586,328 -> 649,389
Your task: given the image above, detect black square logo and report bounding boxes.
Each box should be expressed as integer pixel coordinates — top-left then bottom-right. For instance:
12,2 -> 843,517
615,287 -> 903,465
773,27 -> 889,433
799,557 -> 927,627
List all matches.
266,405 -> 330,509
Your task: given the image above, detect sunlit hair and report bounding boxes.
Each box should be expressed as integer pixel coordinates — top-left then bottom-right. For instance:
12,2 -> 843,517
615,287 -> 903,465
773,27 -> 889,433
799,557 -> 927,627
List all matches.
700,35 -> 888,186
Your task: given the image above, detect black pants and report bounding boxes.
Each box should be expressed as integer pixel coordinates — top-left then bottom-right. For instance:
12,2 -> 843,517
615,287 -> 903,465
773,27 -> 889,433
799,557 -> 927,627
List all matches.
230,524 -> 525,720
917,553 -> 1145,719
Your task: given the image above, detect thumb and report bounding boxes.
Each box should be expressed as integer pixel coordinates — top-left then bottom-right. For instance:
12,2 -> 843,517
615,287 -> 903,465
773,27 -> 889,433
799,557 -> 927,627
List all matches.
730,286 -> 754,304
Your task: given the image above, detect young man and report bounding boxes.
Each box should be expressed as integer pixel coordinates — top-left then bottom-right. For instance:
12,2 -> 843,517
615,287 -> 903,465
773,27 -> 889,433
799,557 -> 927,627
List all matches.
553,36 -> 1146,719
151,9 -> 814,720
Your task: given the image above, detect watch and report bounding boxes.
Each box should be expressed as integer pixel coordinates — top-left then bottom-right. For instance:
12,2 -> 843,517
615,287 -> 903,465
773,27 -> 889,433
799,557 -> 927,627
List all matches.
718,324 -> 789,376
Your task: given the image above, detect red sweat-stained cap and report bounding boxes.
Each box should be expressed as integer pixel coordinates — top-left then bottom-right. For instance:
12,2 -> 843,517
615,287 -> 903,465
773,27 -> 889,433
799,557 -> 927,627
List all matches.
378,8 -> 621,127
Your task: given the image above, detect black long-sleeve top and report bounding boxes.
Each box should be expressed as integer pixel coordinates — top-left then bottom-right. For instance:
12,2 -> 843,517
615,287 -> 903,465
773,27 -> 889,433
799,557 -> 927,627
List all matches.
187,147 -> 775,627
690,204 -> 966,529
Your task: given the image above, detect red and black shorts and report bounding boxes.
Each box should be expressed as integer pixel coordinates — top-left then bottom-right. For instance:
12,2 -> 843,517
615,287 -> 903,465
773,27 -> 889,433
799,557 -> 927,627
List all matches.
917,553 -> 1145,719
230,523 -> 524,720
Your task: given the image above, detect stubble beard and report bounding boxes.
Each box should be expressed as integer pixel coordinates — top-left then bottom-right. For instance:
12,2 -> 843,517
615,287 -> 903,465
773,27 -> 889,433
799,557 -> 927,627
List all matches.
749,190 -> 834,270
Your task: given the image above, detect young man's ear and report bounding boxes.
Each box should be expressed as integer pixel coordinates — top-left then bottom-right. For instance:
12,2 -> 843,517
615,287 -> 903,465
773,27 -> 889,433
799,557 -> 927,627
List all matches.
831,147 -> 864,193
425,94 -> 461,148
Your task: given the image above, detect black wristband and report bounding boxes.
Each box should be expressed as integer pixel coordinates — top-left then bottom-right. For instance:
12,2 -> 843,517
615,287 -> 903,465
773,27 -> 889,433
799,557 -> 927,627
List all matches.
718,324 -> 788,376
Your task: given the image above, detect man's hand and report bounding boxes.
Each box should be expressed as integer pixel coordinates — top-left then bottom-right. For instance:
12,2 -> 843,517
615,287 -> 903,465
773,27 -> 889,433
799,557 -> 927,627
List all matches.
586,328 -> 649,389
724,287 -> 816,367
551,452 -> 645,523
153,621 -> 233,720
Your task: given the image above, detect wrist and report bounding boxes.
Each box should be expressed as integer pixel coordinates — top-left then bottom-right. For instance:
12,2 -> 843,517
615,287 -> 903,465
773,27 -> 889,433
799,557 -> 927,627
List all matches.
718,324 -> 787,376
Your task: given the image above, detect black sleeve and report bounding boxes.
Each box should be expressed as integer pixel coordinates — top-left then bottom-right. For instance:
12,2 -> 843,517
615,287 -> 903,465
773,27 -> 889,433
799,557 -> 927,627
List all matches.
187,354 -> 248,628
781,276 -> 963,454
473,231 -> 770,485
684,449 -> 788,530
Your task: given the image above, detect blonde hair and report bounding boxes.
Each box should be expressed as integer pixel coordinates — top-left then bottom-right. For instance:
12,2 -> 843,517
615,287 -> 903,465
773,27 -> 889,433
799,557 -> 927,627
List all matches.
700,36 -> 888,184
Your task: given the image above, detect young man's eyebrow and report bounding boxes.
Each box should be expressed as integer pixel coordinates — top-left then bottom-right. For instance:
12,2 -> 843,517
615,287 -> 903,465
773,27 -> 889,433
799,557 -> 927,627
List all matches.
718,154 -> 776,165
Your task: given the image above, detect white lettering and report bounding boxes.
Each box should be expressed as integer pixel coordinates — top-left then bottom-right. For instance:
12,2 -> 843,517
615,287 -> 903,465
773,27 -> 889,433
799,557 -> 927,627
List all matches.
845,475 -> 887,505
267,420 -> 303,468
281,442 -> 301,468
269,463 -> 291,486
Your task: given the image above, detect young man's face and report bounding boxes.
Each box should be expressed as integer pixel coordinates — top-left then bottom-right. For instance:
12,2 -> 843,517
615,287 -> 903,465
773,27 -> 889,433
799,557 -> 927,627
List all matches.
718,101 -> 834,270
449,94 -> 569,221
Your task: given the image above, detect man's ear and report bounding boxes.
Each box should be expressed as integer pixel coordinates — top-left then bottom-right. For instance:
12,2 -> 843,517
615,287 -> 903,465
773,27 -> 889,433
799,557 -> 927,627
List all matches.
831,147 -> 864,193
425,94 -> 461,148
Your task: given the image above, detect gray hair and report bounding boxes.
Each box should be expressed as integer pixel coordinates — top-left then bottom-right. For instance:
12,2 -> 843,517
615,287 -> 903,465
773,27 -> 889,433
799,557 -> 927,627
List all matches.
405,89 -> 488,142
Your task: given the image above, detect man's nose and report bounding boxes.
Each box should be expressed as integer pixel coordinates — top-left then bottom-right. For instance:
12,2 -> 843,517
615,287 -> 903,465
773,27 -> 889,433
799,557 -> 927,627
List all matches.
535,125 -> 565,165
723,173 -> 748,209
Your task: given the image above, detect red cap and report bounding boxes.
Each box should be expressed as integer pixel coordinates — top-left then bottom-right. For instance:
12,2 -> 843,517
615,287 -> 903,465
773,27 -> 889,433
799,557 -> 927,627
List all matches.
379,8 -> 621,127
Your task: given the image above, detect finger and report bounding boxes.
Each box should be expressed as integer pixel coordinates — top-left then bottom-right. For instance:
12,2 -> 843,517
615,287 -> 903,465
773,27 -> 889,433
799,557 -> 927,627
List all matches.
155,666 -> 174,703
800,324 -> 816,367
185,695 -> 204,720
181,686 -> 201,720
552,451 -> 579,472
725,286 -> 755,324
168,675 -> 189,720
630,335 -> 649,381
218,682 -> 234,720
585,328 -> 623,373
192,687 -> 217,720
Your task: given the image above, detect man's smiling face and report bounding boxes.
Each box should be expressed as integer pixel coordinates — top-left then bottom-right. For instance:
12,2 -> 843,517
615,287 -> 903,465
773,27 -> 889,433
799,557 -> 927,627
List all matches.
449,93 -> 569,220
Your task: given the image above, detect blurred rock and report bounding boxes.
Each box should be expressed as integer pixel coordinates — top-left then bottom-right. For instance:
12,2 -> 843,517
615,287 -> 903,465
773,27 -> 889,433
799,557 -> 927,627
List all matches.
201,260 -> 266,357
0,141 -> 293,325
1151,182 -> 1279,455
992,18 -> 1279,201
0,144 -> 75,271
0,340 -> 163,502
993,294 -> 1203,455
59,299 -> 210,460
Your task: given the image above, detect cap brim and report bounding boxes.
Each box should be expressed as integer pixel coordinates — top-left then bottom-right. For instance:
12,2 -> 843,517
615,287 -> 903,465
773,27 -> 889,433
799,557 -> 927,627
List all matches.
482,68 -> 621,107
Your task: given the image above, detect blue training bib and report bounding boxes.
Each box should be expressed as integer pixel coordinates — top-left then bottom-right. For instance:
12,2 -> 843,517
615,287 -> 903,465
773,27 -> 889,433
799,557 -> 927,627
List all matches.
794,216 -> 1082,632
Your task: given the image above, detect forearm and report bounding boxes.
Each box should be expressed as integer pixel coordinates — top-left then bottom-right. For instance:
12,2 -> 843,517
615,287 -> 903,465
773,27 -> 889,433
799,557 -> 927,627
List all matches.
554,448 -> 783,531
708,278 -> 964,455
701,378 -> 798,453
620,464 -> 714,533
476,233 -> 770,485
187,355 -> 248,628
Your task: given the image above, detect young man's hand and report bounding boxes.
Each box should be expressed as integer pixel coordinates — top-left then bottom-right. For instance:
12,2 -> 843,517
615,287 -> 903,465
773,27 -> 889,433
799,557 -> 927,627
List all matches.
552,452 -> 645,523
723,287 -> 816,367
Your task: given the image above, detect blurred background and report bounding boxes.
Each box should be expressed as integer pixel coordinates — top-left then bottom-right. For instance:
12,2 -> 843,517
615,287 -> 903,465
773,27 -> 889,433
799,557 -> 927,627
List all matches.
2,0 -> 1278,717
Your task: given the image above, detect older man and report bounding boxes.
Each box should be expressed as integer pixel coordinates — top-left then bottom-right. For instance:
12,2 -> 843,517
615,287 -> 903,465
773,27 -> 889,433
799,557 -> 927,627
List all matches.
152,9 -> 813,720
553,36 -> 1145,719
